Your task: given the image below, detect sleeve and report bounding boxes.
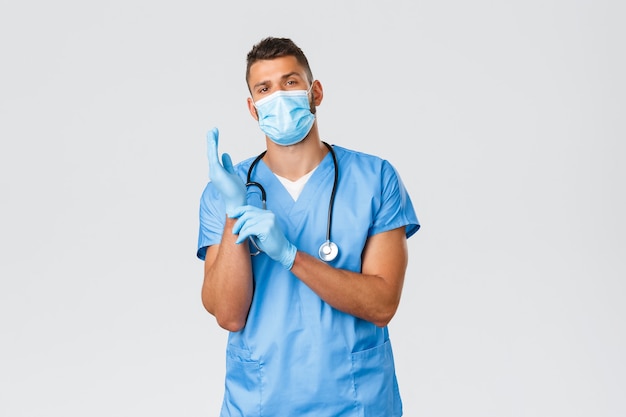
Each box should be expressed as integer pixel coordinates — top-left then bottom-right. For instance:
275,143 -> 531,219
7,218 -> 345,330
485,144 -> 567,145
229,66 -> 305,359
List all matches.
196,182 -> 227,261
370,160 -> 420,239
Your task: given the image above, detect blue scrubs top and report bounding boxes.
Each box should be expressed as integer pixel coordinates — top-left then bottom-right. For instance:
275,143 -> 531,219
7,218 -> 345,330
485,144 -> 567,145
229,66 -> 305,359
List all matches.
197,145 -> 420,417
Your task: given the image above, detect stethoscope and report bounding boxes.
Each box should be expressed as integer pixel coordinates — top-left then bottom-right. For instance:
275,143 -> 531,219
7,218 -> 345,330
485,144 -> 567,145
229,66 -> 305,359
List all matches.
245,142 -> 339,262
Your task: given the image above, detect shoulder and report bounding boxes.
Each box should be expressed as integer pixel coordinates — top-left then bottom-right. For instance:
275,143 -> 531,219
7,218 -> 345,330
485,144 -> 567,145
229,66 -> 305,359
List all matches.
233,154 -> 261,177
331,145 -> 385,168
331,145 -> 398,178
331,144 -> 381,162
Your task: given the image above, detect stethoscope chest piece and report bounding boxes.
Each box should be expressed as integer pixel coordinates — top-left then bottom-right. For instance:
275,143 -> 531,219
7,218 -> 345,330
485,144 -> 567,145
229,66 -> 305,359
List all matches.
318,240 -> 338,262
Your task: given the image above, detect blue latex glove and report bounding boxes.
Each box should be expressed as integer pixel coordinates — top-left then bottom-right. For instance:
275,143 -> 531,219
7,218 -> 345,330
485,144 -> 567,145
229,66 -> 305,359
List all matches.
206,127 -> 247,216
230,205 -> 297,270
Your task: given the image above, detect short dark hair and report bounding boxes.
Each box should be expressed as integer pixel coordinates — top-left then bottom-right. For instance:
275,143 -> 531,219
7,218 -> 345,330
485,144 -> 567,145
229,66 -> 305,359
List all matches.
245,37 -> 314,89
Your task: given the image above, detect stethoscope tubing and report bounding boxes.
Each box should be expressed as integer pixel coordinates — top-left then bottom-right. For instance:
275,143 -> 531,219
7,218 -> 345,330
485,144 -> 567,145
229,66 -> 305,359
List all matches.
245,142 -> 339,261
325,142 -> 339,250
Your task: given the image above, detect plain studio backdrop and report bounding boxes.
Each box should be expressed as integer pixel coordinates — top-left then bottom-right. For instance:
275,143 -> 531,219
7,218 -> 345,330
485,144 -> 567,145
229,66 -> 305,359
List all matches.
1,1 -> 624,416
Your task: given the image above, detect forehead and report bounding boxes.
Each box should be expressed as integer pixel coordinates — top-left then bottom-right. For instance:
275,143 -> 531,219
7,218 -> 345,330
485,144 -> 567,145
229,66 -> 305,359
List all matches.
248,55 -> 307,85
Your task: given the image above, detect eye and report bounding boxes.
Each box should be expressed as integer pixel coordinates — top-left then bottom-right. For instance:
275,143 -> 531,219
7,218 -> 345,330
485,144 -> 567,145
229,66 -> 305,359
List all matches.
257,86 -> 269,94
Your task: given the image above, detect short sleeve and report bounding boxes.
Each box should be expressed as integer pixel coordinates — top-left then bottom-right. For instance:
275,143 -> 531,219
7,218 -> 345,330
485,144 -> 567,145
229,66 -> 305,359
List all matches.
196,182 -> 226,260
370,160 -> 420,239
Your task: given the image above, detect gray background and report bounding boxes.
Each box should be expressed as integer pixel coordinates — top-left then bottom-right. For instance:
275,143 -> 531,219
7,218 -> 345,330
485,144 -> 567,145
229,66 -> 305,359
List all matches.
1,1 -> 624,416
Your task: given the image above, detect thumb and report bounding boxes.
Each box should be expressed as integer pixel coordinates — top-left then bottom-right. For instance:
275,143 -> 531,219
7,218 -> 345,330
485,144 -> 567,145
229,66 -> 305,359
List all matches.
222,153 -> 235,175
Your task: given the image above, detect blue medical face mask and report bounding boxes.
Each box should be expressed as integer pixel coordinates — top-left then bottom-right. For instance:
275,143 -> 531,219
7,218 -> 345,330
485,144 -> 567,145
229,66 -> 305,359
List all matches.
253,85 -> 315,146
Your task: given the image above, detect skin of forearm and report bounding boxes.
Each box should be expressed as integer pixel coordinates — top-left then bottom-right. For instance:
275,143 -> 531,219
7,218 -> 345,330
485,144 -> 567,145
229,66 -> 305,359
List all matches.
202,218 -> 254,331
289,250 -> 406,327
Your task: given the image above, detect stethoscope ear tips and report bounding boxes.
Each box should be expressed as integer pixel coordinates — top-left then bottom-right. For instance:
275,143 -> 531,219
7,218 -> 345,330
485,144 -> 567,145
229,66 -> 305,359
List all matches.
318,241 -> 339,262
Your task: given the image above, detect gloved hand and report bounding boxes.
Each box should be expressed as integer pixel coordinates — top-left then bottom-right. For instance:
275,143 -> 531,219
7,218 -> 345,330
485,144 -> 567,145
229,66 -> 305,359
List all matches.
206,127 -> 247,216
230,205 -> 297,270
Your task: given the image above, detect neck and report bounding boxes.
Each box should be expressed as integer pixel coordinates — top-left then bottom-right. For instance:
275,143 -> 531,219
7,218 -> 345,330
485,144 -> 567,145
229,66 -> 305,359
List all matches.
263,126 -> 328,181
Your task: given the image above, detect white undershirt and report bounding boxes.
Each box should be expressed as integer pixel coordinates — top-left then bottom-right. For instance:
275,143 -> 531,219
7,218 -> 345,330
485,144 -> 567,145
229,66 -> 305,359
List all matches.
275,167 -> 318,201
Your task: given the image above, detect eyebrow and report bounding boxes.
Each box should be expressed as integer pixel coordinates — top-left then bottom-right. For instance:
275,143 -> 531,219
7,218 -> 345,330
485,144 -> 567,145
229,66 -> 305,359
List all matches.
252,72 -> 304,90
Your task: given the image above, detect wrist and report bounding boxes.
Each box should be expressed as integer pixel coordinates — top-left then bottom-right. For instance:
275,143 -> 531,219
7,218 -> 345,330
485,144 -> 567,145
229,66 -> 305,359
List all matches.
281,243 -> 297,270
225,200 -> 247,217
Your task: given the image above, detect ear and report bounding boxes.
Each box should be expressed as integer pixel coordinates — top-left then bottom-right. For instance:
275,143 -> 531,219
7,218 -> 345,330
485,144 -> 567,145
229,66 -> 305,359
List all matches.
247,97 -> 259,121
311,80 -> 324,106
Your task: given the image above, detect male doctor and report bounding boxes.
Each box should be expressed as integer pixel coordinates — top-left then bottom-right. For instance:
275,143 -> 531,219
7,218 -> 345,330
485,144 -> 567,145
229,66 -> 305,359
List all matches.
197,36 -> 420,416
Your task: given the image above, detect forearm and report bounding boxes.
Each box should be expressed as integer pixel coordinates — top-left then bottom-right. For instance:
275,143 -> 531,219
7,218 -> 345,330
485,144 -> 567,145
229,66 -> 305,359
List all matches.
290,251 -> 403,327
202,217 -> 253,331
289,228 -> 408,327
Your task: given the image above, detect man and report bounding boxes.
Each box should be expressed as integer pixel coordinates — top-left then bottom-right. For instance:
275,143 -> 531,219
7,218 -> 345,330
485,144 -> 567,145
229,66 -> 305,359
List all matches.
197,37 -> 420,416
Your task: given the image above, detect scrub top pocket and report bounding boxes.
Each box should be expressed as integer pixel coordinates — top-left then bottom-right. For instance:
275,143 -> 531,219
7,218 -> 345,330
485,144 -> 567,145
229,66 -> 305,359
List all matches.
222,346 -> 262,417
350,340 -> 403,417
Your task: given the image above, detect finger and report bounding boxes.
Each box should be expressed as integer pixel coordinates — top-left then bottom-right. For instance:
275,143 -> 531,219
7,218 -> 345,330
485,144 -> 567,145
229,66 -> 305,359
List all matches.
232,208 -> 263,236
233,211 -> 268,243
222,153 -> 235,175
234,217 -> 257,243
206,127 -> 220,166
235,220 -> 266,244
228,204 -> 258,220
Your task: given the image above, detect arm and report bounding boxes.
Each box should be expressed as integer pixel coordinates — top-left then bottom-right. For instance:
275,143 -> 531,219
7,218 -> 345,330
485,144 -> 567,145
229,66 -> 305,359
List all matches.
201,217 -> 254,332
231,205 -> 410,327
200,128 -> 252,331
290,227 -> 408,327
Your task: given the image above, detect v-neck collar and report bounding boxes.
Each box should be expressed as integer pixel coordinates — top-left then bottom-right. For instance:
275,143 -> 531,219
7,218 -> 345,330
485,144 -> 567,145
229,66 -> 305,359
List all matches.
252,149 -> 337,220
